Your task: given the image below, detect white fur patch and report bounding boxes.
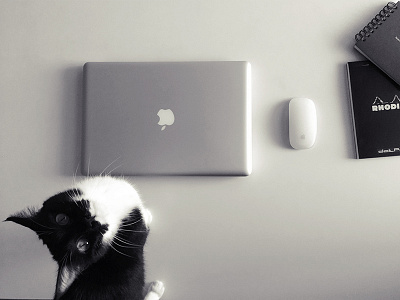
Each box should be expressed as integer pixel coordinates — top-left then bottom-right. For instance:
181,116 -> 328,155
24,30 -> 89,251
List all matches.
56,266 -> 81,299
144,281 -> 165,300
73,176 -> 146,244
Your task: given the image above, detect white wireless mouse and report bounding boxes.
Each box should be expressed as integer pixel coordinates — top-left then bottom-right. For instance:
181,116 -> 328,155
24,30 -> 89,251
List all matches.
289,97 -> 317,150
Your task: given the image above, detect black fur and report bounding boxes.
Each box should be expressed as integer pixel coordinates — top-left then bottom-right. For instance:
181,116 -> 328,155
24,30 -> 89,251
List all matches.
6,189 -> 149,300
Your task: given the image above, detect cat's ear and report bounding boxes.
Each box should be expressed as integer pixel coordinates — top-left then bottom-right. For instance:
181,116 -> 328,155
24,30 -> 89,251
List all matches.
5,208 -> 40,232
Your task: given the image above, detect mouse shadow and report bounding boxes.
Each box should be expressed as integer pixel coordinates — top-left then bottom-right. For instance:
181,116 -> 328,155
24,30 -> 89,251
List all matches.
60,66 -> 84,177
268,100 -> 291,149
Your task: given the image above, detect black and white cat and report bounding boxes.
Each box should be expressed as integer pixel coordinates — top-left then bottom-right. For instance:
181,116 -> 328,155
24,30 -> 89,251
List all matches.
6,176 -> 164,300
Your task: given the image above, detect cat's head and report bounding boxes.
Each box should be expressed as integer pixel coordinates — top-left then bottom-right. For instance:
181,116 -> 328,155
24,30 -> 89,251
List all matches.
6,176 -> 151,294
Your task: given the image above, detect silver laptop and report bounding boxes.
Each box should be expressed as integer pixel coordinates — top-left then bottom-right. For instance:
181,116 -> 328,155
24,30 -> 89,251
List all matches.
82,61 -> 252,176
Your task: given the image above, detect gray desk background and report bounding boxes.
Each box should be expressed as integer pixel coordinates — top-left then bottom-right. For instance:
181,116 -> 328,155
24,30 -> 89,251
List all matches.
1,1 -> 400,299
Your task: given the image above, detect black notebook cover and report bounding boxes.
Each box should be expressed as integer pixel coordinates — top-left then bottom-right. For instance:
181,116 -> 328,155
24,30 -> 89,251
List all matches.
354,2 -> 400,86
347,61 -> 400,159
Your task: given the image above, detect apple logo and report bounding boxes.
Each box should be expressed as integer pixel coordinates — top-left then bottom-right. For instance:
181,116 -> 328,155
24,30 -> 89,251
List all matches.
157,109 -> 175,131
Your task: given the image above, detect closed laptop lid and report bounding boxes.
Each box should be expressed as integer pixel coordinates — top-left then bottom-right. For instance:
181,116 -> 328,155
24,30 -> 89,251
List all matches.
82,61 -> 252,176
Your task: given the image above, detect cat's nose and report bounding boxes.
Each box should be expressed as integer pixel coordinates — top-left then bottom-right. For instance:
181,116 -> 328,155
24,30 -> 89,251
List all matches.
90,220 -> 101,229
86,216 -> 100,229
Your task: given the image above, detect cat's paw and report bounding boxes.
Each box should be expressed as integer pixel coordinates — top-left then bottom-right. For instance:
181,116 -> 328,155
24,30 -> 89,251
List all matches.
142,208 -> 152,228
144,281 -> 165,300
149,280 -> 165,296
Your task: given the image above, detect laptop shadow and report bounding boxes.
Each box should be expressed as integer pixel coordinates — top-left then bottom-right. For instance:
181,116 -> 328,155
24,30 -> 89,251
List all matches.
60,65 -> 84,176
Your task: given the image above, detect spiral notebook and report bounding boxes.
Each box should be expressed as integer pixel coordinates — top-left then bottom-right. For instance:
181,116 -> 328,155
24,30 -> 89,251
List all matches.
354,2 -> 400,86
346,61 -> 400,159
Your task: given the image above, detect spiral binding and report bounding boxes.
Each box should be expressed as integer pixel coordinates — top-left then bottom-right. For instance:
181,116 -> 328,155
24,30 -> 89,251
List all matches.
355,2 -> 398,42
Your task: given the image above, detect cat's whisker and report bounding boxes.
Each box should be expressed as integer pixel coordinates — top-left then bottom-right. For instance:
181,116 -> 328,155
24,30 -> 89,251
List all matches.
117,228 -> 148,233
35,229 -> 54,232
99,157 -> 121,177
82,199 -> 90,210
66,190 -> 73,199
36,231 -> 54,236
58,252 -> 69,282
117,230 -> 147,239
62,252 -> 68,262
112,240 -> 141,249
60,252 -> 69,267
119,218 -> 144,227
109,242 -> 135,258
69,251 -> 74,268
105,164 -> 123,176
84,155 -> 92,178
28,218 -> 57,230
66,189 -> 80,208
114,235 -> 143,247
73,188 -> 81,199
73,163 -> 80,187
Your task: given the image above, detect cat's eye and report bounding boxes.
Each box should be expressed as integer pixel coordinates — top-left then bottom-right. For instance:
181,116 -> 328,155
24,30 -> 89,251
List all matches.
55,213 -> 69,226
77,238 -> 90,253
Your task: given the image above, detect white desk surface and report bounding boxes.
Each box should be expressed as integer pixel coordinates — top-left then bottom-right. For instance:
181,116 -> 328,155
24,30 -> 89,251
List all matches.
1,1 -> 400,299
